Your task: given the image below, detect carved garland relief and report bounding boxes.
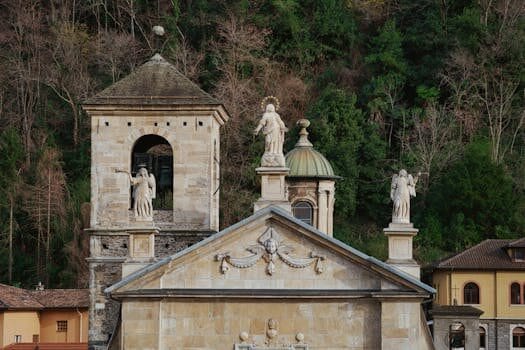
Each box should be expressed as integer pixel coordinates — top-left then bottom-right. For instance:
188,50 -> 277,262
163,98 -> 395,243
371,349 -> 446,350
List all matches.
215,227 -> 325,276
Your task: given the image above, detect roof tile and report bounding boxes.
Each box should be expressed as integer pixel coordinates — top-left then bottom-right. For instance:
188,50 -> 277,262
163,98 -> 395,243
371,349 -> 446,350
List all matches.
31,289 -> 89,308
433,239 -> 525,270
84,54 -> 220,106
0,284 -> 89,310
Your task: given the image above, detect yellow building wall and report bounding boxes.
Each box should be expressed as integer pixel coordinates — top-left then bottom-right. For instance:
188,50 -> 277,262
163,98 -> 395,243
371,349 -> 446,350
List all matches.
1,311 -> 40,347
496,271 -> 525,319
434,270 -> 525,320
0,313 -> 4,347
433,271 -> 450,305
448,271 -> 496,318
39,309 -> 88,343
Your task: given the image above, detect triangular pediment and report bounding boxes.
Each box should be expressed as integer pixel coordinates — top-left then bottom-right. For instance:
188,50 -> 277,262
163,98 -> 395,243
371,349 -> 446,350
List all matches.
107,207 -> 434,298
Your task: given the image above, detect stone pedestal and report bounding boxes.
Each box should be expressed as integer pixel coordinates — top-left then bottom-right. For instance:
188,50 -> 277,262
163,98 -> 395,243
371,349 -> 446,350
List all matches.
254,167 -> 291,213
122,227 -> 158,277
384,222 -> 420,279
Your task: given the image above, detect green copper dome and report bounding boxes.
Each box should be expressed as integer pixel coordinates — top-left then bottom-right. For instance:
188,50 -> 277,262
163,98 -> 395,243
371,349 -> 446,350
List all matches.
285,119 -> 339,179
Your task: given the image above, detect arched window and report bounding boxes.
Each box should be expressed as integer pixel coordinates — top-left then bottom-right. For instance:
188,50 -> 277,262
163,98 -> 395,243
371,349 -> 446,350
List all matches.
479,326 -> 486,349
292,201 -> 313,225
464,282 -> 480,304
132,135 -> 173,210
511,283 -> 522,304
513,327 -> 525,348
449,322 -> 465,349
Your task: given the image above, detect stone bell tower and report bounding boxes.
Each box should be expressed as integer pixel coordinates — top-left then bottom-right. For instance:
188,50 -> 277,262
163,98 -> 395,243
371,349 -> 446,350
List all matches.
82,54 -> 229,350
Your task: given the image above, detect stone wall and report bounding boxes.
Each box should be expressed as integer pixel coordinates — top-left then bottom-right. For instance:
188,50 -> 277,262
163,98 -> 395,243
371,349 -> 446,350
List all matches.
88,230 -> 212,350
90,112 -> 221,231
154,232 -> 211,258
381,301 -> 429,350
121,299 -> 382,350
88,261 -> 123,349
496,319 -> 513,349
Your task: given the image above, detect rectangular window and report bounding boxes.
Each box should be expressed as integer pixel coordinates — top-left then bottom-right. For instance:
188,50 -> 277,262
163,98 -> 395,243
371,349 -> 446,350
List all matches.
14,335 -> 21,343
32,334 -> 39,343
56,320 -> 68,332
513,248 -> 525,261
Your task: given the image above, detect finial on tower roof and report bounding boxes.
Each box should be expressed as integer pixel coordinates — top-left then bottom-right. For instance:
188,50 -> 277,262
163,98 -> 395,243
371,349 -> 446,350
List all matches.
152,25 -> 165,37
295,119 -> 313,147
152,25 -> 166,53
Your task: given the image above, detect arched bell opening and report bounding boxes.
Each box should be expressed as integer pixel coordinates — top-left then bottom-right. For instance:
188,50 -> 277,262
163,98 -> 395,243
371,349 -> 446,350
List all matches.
131,134 -> 173,210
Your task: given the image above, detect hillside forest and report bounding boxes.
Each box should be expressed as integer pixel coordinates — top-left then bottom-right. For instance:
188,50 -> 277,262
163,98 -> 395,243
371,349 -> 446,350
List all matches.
0,0 -> 524,288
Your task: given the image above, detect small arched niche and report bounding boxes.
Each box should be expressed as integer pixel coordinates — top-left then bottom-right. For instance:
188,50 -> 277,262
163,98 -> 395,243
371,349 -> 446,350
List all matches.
131,134 -> 173,210
449,322 -> 465,349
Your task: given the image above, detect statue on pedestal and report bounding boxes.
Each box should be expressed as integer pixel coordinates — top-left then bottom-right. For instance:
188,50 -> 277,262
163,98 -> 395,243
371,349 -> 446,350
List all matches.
254,97 -> 288,167
117,168 -> 156,220
390,169 -> 419,224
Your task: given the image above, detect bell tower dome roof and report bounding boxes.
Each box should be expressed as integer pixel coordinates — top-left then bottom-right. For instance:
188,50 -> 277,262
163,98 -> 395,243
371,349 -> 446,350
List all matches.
285,119 -> 339,179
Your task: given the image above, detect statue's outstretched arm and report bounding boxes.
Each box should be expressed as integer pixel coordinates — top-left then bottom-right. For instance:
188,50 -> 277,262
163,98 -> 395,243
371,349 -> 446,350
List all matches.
254,117 -> 266,135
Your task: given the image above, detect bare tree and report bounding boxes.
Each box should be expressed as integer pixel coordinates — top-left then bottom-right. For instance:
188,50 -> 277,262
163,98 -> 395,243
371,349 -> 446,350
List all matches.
95,29 -> 143,83
44,21 -> 95,146
4,1 -> 46,164
168,37 -> 205,81
407,104 -> 460,188
441,0 -> 525,164
24,147 -> 67,284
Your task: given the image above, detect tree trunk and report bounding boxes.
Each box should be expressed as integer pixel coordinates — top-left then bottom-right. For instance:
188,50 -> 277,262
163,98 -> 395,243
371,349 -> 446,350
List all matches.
46,167 -> 51,286
8,196 -> 13,285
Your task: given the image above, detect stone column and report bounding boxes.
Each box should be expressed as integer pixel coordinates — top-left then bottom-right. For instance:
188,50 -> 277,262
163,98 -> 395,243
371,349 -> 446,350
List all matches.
381,300 -> 429,349
318,180 -> 335,236
253,166 -> 291,213
317,189 -> 328,233
384,223 -> 420,279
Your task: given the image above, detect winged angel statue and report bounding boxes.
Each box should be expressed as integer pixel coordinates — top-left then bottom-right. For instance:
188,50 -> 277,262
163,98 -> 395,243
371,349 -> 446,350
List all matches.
116,167 -> 156,220
390,169 -> 419,224
216,227 -> 325,276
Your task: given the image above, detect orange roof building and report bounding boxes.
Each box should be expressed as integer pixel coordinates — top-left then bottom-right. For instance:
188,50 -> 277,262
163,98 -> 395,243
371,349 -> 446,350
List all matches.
0,284 -> 88,350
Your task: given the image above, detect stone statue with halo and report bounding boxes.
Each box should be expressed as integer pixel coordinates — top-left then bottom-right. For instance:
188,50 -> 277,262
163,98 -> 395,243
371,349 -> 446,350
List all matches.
254,96 -> 288,167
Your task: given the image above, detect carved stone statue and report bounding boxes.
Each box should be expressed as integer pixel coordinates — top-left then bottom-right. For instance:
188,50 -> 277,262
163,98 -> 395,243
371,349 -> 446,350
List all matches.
390,169 -> 419,224
254,103 -> 288,167
117,168 -> 156,220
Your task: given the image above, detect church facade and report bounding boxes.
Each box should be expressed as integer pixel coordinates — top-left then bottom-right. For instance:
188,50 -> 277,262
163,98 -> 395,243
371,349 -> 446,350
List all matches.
83,54 -> 435,350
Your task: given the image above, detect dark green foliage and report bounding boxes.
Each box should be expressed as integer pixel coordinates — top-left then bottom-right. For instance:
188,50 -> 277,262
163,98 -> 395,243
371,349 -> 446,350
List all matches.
420,140 -> 519,254
260,0 -> 358,70
307,86 -> 364,217
1,0 -> 525,287
356,121 -> 389,222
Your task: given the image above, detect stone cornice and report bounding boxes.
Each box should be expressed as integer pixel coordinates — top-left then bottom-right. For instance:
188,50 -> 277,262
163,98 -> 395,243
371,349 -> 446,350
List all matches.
109,288 -> 429,300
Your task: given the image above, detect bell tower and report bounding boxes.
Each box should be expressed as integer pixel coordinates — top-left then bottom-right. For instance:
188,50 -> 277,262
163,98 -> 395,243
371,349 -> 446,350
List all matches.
83,54 -> 229,349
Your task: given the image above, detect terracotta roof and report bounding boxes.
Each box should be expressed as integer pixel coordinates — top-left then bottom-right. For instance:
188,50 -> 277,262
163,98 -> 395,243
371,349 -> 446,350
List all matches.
433,239 -> 525,270
0,284 -> 43,310
0,284 -> 88,310
84,54 -> 220,106
31,289 -> 89,308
